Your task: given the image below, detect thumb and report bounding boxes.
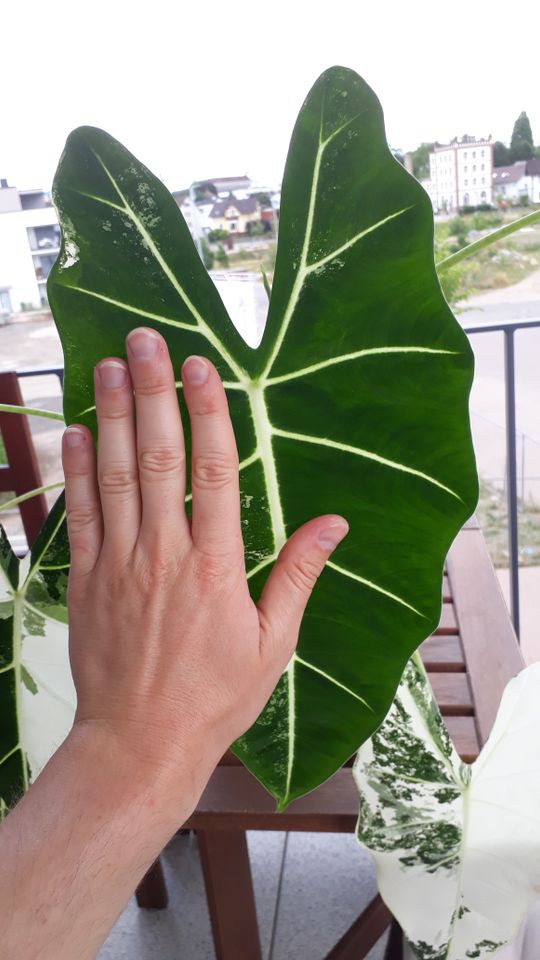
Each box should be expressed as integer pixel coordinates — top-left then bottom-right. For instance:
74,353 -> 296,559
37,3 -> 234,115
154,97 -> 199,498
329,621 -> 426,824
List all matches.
257,515 -> 349,662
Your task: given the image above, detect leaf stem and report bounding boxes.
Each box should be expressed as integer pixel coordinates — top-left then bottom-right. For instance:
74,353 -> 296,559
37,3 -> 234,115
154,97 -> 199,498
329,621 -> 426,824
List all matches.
436,208 -> 540,273
1,483 -> 64,513
0,403 -> 64,422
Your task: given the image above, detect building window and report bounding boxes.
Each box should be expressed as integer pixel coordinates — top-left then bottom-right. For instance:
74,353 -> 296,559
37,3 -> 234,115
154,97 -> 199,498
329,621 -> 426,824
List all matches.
0,289 -> 11,314
464,179 -> 468,186
473,178 -> 477,186
481,191 -> 487,201
481,164 -> 485,171
472,151 -> 476,158
230,222 -> 237,231
464,166 -> 468,172
481,150 -> 485,157
473,165 -> 476,172
464,152 -> 467,158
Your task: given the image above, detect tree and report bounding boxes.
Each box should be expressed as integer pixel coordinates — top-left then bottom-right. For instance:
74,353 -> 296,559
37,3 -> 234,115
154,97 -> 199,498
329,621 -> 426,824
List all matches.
410,142 -> 437,180
510,111 -> 534,161
493,140 -> 511,167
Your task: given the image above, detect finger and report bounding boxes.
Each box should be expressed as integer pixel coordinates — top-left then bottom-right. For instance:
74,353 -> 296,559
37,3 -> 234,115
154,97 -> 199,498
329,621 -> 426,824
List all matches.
94,358 -> 140,554
257,516 -> 349,662
182,356 -> 241,557
126,327 -> 189,546
62,425 -> 102,578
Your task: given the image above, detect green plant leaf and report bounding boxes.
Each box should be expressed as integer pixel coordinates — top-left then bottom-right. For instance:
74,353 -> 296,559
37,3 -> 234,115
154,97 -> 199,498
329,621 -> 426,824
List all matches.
47,65 -> 477,808
354,655 -> 540,959
0,496 -> 75,815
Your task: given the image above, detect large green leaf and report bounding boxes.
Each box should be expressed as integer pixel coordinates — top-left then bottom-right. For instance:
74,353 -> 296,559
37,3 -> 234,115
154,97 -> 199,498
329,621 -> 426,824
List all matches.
354,655 -> 540,959
0,496 -> 75,814
48,66 -> 477,808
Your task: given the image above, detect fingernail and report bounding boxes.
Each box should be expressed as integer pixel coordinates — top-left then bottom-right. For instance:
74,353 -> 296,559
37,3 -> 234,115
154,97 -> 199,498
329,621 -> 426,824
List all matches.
183,356 -> 209,385
98,360 -> 127,389
318,519 -> 349,551
127,327 -> 159,360
64,426 -> 85,448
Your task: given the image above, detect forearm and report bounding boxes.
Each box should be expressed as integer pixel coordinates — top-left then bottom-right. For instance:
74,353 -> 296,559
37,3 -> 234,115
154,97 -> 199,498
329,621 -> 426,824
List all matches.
0,724 -> 216,960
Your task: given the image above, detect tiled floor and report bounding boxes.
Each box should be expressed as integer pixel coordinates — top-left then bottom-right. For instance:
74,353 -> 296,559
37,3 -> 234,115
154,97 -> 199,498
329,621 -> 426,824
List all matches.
98,831 -> 388,960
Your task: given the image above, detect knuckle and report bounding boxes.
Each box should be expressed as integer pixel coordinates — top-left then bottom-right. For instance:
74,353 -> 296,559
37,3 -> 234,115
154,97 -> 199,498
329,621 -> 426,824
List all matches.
98,464 -> 138,494
138,445 -> 184,478
194,550 -> 233,586
67,506 -> 97,534
192,451 -> 237,491
135,376 -> 171,398
285,556 -> 322,594
99,404 -> 132,422
134,552 -> 178,591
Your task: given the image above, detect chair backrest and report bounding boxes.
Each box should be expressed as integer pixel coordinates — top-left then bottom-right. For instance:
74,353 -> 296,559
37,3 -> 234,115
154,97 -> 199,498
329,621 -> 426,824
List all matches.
0,371 -> 48,549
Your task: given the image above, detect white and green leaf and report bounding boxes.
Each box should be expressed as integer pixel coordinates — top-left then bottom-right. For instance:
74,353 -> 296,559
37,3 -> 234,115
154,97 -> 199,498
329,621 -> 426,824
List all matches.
354,655 -> 540,959
0,498 -> 75,813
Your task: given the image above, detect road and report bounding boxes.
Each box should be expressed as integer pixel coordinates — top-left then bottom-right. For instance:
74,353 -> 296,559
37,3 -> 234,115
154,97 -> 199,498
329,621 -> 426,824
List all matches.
456,278 -> 540,501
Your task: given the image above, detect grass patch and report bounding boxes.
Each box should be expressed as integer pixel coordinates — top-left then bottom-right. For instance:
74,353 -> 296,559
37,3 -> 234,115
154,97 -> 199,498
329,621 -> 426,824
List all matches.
477,478 -> 540,567
435,208 -> 540,304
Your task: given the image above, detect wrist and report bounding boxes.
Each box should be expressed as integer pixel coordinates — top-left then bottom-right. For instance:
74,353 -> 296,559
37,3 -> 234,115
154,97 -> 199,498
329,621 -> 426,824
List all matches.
62,718 -> 219,834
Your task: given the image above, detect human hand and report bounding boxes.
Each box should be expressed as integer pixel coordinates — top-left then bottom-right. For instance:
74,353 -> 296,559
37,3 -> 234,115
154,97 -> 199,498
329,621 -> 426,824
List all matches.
62,327 -> 348,794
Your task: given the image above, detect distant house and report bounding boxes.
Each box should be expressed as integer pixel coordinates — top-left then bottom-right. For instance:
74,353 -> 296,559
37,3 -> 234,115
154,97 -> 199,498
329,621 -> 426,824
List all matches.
208,195 -> 261,235
206,175 -> 251,196
0,179 -> 60,314
427,137 -> 494,212
492,159 -> 540,204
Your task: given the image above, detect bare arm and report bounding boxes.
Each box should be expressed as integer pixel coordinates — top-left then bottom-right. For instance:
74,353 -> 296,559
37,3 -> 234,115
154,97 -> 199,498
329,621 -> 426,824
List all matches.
0,327 -> 348,959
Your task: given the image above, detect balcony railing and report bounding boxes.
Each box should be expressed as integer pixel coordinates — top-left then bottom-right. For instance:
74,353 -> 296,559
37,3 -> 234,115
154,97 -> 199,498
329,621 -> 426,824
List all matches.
463,317 -> 540,639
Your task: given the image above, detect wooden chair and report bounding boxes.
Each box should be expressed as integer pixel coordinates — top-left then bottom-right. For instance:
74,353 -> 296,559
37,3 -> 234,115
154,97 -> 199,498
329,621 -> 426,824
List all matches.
136,516 -> 524,960
0,371 -> 48,549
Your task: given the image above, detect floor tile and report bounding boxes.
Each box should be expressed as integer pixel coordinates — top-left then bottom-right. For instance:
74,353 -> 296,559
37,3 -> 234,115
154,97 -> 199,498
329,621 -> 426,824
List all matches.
270,832 -> 388,960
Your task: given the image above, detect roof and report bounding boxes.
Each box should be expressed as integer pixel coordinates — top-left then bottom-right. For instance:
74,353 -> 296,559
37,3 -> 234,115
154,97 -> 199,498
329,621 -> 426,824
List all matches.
209,196 -> 259,218
492,158 -> 540,183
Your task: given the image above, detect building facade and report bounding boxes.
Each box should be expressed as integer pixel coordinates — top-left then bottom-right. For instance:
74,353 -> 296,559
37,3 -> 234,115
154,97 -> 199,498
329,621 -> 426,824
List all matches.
492,159 -> 540,204
0,180 -> 60,315
427,138 -> 494,212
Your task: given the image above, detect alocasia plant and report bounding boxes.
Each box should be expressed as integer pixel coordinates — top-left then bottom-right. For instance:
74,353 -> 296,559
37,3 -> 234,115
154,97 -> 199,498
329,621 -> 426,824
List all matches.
354,655 -> 540,959
1,65 -> 478,810
0,496 -> 74,810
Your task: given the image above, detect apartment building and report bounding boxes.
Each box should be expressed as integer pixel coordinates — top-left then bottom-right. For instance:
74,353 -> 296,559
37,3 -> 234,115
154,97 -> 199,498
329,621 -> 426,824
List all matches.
426,137 -> 494,212
0,179 -> 59,316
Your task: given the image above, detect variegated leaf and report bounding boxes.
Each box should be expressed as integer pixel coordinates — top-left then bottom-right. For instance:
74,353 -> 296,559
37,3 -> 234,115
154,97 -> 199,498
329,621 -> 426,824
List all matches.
354,655 -> 540,959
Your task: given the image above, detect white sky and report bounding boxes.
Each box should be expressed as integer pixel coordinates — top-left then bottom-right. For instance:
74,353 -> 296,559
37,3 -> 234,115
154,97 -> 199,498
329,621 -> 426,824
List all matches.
2,0 -> 539,192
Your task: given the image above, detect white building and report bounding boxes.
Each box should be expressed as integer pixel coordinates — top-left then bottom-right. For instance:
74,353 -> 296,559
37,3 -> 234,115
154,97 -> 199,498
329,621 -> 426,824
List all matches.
0,179 -> 60,316
427,138 -> 494,212
492,159 -> 540,204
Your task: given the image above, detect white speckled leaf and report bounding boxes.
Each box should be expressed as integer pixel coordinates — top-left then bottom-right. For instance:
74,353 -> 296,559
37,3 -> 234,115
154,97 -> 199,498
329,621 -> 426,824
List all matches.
0,498 -> 75,811
354,655 -> 540,960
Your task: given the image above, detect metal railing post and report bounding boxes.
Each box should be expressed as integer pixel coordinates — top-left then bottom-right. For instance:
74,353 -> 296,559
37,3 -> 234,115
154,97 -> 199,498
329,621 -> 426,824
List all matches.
503,328 -> 520,639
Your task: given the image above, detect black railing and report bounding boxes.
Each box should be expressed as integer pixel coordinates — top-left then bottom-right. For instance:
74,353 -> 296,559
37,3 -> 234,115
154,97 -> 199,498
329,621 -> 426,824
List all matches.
14,321 -> 540,639
464,317 -> 540,639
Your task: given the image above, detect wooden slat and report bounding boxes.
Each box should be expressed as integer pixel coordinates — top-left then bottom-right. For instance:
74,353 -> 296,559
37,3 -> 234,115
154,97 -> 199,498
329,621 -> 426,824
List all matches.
428,672 -> 474,715
444,715 -> 480,762
186,767 -> 358,832
442,573 -> 451,602
0,372 -> 48,547
433,603 -> 458,635
447,523 -> 524,745
420,635 -> 465,672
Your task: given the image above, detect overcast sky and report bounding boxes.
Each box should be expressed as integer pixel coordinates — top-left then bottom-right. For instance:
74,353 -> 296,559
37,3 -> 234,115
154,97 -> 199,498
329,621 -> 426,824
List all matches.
2,0 -> 539,192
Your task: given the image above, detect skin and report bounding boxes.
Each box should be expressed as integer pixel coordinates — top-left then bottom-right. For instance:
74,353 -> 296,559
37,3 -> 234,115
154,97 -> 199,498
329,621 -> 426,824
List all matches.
0,327 -> 348,959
